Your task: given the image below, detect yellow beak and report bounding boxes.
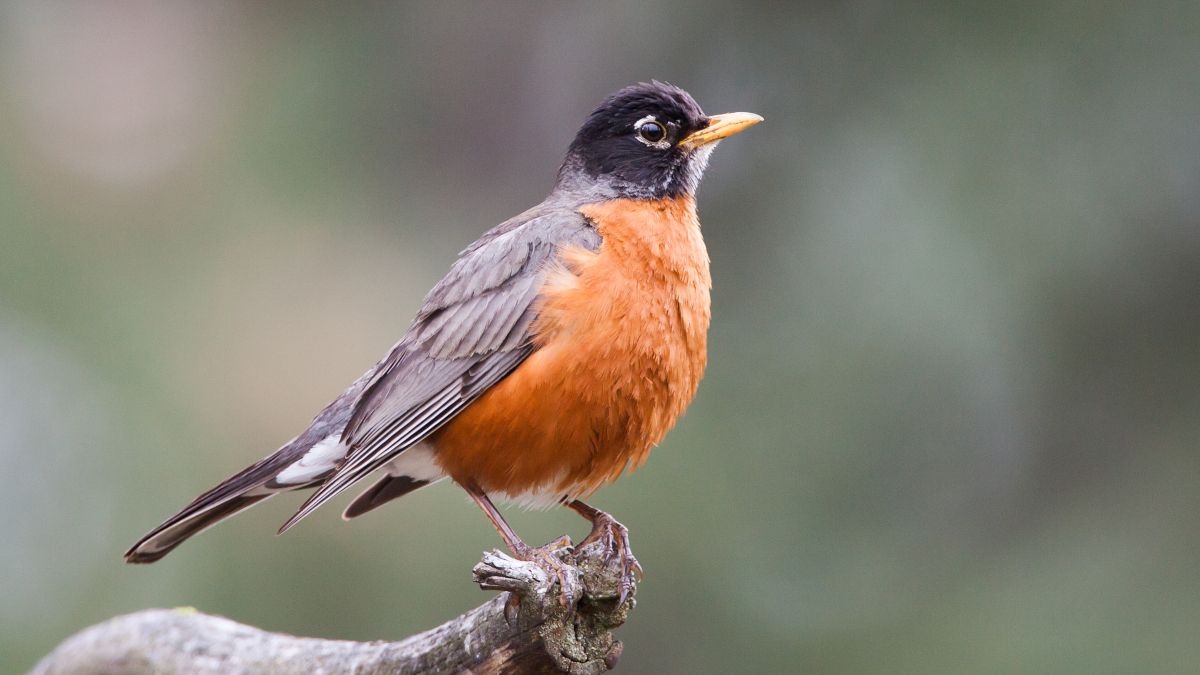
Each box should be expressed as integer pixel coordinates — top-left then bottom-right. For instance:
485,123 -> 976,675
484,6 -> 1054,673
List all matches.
679,112 -> 764,149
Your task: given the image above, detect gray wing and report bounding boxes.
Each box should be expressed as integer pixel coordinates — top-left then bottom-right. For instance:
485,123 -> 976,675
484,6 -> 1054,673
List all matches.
277,204 -> 600,532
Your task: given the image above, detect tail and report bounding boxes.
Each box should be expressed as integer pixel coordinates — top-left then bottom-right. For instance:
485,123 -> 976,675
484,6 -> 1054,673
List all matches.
124,493 -> 273,563
126,462 -> 436,562
125,367 -> 382,563
122,439 -> 328,564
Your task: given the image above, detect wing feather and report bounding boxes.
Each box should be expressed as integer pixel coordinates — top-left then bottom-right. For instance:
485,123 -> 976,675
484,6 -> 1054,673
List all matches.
277,206 -> 599,531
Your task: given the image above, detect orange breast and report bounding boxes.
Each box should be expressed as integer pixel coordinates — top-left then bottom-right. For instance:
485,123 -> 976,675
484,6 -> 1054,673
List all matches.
430,196 -> 712,502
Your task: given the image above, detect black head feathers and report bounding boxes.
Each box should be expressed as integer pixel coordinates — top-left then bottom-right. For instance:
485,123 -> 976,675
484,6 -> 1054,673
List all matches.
558,81 -> 713,199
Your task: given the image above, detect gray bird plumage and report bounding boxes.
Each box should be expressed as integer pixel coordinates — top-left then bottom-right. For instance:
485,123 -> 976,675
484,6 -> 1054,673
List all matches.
125,202 -> 601,562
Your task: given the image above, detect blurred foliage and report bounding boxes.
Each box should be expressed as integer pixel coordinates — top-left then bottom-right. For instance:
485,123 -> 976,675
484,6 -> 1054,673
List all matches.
3,2 -> 1199,673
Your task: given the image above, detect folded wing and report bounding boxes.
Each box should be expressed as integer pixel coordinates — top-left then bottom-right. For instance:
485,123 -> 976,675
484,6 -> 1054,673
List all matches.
277,205 -> 600,532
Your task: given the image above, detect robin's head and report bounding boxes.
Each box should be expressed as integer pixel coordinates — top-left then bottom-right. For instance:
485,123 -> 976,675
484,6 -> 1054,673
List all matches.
558,81 -> 762,200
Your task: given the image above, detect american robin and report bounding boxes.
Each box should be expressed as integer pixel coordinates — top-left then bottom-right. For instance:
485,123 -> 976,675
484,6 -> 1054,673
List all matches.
125,81 -> 761,603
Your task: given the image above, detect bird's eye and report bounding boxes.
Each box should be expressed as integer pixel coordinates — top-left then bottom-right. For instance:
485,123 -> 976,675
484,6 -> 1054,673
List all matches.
634,118 -> 667,144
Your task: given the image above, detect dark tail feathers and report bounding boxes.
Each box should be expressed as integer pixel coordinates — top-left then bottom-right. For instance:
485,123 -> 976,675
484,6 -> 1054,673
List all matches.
124,494 -> 272,563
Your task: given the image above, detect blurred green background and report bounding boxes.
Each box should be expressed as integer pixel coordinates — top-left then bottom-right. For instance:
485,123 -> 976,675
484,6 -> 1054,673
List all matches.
4,2 -> 1199,673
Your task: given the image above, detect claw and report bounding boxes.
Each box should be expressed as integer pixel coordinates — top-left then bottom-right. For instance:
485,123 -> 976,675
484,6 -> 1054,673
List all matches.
575,510 -> 641,604
512,541 -> 579,610
616,551 -> 640,606
544,534 -> 574,552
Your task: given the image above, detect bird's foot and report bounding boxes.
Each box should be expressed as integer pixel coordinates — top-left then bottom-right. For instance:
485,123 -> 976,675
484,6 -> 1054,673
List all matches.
474,536 -> 579,624
505,537 -> 580,618
542,533 -> 574,552
576,512 -> 642,606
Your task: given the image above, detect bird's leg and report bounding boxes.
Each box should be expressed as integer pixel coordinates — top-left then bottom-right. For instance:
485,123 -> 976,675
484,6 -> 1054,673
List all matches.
465,485 -> 577,614
565,500 -> 642,605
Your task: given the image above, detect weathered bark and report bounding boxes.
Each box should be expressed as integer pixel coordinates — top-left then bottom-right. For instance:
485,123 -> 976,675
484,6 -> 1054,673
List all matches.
32,540 -> 633,674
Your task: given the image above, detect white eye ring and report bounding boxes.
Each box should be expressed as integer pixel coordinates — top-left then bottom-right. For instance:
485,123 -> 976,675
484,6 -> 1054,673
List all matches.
633,115 -> 670,148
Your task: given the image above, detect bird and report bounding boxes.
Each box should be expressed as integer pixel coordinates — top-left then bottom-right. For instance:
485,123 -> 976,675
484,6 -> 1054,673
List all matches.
124,81 -> 761,604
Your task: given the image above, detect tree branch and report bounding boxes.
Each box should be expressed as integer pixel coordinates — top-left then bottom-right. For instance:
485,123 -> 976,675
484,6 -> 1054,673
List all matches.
33,540 -> 634,674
